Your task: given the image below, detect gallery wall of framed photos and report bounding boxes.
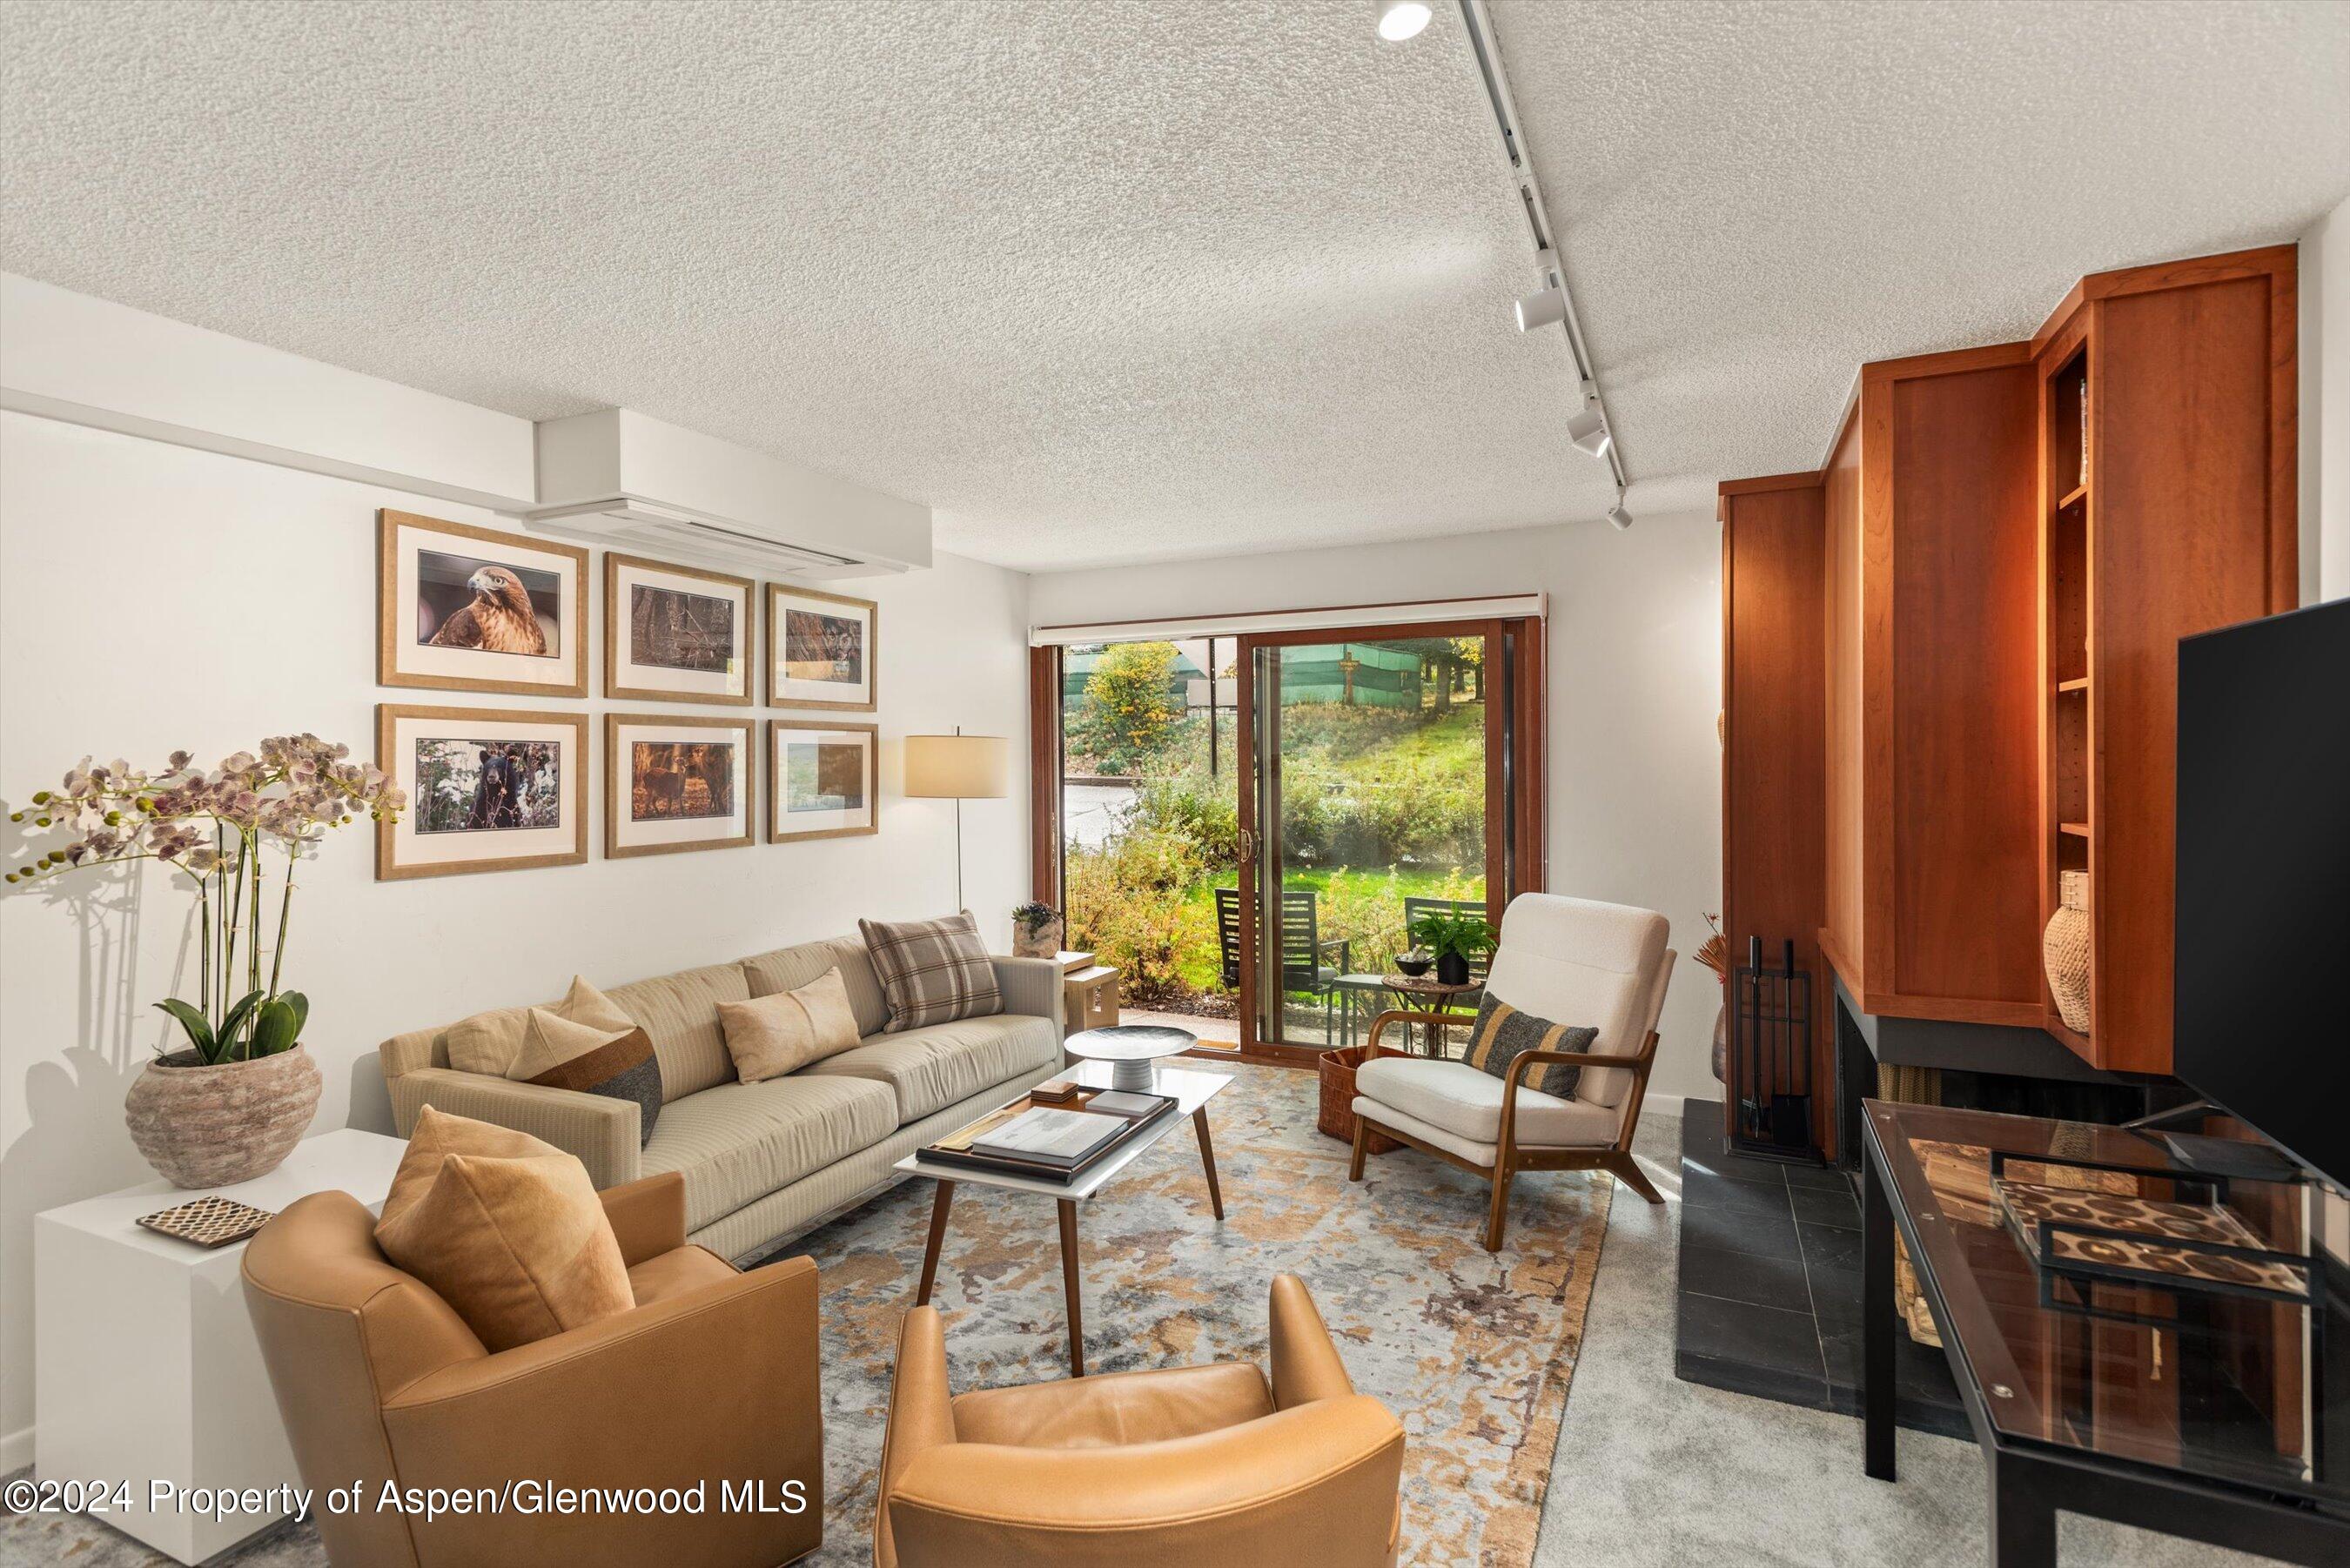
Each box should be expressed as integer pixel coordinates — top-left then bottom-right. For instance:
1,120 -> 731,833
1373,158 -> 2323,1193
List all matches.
373,510 -> 883,880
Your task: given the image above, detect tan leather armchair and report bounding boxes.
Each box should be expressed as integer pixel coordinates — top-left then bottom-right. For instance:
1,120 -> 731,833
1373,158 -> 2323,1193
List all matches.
241,1171 -> 822,1568
876,1274 -> 1404,1568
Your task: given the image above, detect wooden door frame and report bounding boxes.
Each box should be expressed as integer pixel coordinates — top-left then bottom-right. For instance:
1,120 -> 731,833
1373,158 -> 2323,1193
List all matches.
1031,616 -> 1547,1069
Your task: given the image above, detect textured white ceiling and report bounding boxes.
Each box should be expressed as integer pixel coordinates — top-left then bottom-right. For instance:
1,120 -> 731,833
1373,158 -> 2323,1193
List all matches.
3,2 -> 2346,572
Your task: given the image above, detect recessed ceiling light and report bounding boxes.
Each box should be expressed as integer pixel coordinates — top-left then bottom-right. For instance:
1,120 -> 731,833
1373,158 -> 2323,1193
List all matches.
1377,0 -> 1433,43
1567,405 -> 1611,458
1514,285 -> 1567,333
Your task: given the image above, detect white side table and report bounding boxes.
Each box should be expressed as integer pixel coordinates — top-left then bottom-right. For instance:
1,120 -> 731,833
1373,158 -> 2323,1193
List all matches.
34,1128 -> 406,1565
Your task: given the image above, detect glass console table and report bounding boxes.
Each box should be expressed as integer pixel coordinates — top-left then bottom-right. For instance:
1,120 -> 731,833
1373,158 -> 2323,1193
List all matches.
1860,1100 -> 2347,1565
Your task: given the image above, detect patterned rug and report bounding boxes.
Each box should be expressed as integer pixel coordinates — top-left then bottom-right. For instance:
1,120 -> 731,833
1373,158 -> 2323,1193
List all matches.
0,1063 -> 1611,1568
784,1060 -> 1614,1567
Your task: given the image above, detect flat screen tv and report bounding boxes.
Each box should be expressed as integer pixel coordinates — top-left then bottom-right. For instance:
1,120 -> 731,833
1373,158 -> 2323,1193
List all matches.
2174,597 -> 2350,1193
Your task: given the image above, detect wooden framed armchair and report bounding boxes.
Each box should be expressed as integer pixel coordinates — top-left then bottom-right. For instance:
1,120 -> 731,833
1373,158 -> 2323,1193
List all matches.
1346,893 -> 1674,1250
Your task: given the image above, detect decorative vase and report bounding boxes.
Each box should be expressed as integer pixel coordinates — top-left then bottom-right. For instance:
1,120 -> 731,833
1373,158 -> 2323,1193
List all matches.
124,1046 -> 321,1189
2043,871 -> 2092,1034
1012,916 -> 1063,960
1436,951 -> 1471,987
1711,1003 -> 1728,1083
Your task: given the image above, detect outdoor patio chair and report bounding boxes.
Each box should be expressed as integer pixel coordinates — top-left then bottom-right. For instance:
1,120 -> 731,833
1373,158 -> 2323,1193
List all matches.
1214,887 -> 1349,1042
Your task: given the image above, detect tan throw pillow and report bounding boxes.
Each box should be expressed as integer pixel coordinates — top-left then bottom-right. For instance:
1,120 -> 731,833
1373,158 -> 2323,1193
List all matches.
717,968 -> 863,1082
508,1010 -> 664,1149
446,975 -> 631,1076
381,1104 -> 564,1229
375,1108 -> 634,1352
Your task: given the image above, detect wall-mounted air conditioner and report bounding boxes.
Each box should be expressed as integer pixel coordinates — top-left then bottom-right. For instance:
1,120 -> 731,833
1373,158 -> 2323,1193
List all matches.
517,408 -> 930,580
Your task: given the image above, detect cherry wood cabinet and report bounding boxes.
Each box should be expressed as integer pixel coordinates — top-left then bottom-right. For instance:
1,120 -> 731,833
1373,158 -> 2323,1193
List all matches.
1820,343 -> 2044,1028
1721,244 -> 2297,1079
2031,245 -> 2299,1074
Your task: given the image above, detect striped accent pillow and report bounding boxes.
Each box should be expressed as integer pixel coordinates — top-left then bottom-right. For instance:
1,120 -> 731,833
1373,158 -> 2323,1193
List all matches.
1460,992 -> 1598,1099
859,913 -> 1004,1032
507,1008 -> 662,1148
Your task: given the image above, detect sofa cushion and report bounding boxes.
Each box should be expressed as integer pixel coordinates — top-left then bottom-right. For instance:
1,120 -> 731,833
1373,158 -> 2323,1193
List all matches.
508,1012 -> 663,1148
742,935 -> 890,1038
1354,1056 -> 1617,1149
446,975 -> 632,1078
607,961 -> 753,1103
801,1013 -> 1061,1124
858,914 -> 1003,1032
640,1074 -> 897,1231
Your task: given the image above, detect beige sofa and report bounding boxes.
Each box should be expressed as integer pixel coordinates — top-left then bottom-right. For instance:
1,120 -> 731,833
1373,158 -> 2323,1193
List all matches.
380,934 -> 1066,1263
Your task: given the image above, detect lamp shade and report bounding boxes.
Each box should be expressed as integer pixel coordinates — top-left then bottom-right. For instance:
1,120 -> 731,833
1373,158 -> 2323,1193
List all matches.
903,734 -> 1010,800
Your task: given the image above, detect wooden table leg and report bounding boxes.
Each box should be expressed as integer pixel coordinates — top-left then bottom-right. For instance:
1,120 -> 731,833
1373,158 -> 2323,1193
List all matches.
1863,1136 -> 1897,1482
1058,1198 -> 1085,1377
1193,1107 -> 1225,1221
915,1179 -> 955,1306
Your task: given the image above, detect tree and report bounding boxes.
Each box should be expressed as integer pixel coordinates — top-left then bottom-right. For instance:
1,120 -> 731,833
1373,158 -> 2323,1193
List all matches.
1078,641 -> 1183,772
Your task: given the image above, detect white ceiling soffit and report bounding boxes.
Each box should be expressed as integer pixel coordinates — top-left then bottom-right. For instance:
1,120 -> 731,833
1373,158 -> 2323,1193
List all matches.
3,3 -> 2346,574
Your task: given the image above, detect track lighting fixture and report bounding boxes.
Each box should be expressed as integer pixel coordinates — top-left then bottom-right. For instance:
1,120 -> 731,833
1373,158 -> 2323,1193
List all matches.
1514,285 -> 1567,333
1566,404 -> 1610,459
1607,496 -> 1633,532
1375,0 -> 1433,41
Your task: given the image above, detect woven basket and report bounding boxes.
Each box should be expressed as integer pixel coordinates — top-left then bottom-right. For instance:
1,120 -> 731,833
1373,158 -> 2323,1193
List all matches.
1318,1046 -> 1400,1156
2043,869 -> 2091,1032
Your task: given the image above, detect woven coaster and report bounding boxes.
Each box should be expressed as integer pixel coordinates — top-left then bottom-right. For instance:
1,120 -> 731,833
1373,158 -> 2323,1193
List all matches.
136,1196 -> 276,1249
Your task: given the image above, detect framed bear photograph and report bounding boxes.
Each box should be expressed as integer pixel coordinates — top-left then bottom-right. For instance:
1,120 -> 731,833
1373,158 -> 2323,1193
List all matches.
766,584 -> 876,711
607,713 -> 755,858
377,511 -> 588,697
604,553 -> 755,705
376,704 -> 589,879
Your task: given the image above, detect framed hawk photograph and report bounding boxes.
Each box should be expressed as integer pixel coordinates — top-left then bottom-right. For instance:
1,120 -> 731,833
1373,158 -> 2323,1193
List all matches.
767,720 -> 877,843
766,584 -> 876,711
375,704 -> 589,880
607,712 -> 755,858
604,553 -> 755,705
377,511 -> 588,697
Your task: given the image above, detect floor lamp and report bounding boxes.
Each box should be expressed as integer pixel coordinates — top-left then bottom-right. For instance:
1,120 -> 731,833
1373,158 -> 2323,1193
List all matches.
903,728 -> 1010,914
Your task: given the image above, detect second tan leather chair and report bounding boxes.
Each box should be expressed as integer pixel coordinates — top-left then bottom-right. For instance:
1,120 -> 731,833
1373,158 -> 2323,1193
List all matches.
876,1274 -> 1404,1568
242,1170 -> 822,1568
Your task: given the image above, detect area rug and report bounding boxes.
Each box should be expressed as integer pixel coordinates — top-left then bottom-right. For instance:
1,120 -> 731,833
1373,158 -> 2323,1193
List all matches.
785,1060 -> 1615,1568
0,1063 -> 1611,1568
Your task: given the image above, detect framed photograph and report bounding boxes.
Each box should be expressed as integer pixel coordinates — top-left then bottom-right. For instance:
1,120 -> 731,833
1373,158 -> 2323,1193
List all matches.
376,705 -> 588,880
378,511 -> 588,697
607,714 -> 755,858
767,720 -> 877,842
604,553 -> 754,705
766,585 -> 876,710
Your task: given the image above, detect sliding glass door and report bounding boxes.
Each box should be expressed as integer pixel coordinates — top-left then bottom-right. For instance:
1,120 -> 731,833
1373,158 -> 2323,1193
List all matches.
1039,613 -> 1541,1059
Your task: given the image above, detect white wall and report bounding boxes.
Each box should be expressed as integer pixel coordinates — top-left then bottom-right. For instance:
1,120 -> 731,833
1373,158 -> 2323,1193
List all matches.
2305,196 -> 2350,603
1029,516 -> 1726,1113
0,411 -> 1031,1467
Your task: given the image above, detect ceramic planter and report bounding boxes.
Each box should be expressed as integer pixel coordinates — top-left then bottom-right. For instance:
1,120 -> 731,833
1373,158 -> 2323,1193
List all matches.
1012,916 -> 1063,960
1435,951 -> 1471,987
124,1045 -> 320,1189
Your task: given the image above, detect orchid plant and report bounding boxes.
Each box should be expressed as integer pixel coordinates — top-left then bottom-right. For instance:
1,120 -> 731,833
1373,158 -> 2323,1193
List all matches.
7,736 -> 405,1064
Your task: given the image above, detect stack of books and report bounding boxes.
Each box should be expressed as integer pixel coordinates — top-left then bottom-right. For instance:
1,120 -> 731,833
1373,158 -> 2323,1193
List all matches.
922,1087 -> 1175,1183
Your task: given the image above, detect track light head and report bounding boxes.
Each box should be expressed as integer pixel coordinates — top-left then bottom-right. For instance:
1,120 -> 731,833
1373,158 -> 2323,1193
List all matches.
1607,499 -> 1633,532
1375,0 -> 1433,41
1566,404 -> 1611,458
1514,285 -> 1568,333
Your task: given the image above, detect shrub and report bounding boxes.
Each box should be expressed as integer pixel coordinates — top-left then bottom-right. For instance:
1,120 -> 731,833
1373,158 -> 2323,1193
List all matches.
1069,642 -> 1183,773
1064,819 -> 1208,1007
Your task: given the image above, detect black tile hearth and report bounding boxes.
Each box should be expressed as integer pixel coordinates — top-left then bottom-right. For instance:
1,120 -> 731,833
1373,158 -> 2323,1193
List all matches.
1674,1101 -> 1967,1440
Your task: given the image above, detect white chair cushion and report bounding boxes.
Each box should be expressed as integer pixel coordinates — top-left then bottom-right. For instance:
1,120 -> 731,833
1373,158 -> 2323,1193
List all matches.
1354,1057 -> 1618,1150
1481,893 -> 1668,1109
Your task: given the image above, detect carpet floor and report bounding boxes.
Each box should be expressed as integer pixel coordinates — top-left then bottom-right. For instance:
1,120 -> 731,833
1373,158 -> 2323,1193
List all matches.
2,1061 -> 1617,1568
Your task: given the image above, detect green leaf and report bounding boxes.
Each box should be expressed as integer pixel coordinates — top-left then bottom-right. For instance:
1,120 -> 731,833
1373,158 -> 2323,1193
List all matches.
217,988 -> 265,1056
152,998 -> 214,1058
251,991 -> 307,1056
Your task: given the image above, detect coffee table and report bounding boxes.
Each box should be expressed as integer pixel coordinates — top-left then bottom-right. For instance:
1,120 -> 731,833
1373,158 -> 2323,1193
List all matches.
894,1057 -> 1233,1376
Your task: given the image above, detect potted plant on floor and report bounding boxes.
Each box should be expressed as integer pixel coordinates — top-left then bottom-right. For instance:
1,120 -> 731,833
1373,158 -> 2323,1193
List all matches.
1407,907 -> 1495,987
7,737 -> 405,1187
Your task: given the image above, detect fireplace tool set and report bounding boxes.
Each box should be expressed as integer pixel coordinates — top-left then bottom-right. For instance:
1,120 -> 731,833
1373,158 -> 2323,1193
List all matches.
1732,936 -> 1821,1161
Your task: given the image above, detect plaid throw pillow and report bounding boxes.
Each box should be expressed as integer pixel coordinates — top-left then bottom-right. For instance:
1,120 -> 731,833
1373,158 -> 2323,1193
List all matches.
1460,991 -> 1598,1099
859,913 -> 1004,1032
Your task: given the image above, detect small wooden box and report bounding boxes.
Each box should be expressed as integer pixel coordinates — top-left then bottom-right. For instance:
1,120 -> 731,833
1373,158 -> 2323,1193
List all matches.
1064,964 -> 1119,1032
